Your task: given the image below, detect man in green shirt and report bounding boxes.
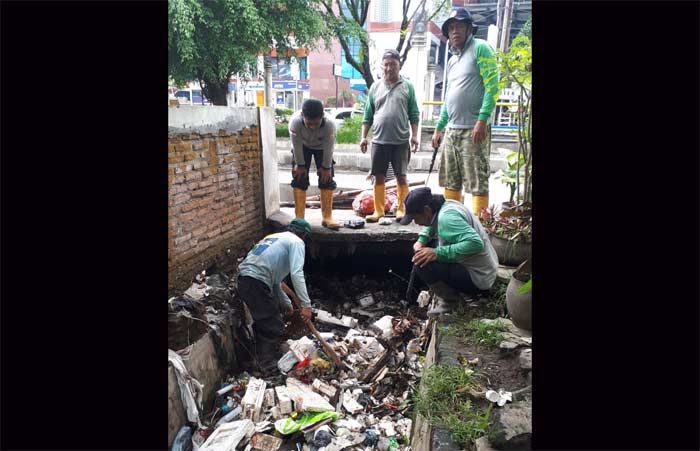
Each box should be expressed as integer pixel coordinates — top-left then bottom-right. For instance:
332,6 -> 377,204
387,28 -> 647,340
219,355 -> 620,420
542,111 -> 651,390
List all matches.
400,187 -> 498,315
360,49 -> 420,222
431,7 -> 499,217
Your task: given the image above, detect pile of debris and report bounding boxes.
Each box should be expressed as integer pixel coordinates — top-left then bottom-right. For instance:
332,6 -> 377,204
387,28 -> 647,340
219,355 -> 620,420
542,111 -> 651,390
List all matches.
168,271 -> 243,355
171,271 -> 431,451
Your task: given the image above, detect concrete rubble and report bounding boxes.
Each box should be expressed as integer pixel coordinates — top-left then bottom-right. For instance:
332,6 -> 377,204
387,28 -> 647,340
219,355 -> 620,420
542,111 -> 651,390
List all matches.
199,419 -> 255,451
250,432 -> 283,450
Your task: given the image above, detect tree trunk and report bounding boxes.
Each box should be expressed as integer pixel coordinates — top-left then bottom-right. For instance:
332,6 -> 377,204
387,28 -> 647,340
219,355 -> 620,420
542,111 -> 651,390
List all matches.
362,54 -> 374,89
201,78 -> 229,106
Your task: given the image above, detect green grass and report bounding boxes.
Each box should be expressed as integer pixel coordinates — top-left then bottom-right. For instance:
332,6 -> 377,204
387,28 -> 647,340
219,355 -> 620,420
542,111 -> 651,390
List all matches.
484,279 -> 508,319
413,365 -> 492,447
466,319 -> 507,348
275,123 -> 289,138
440,325 -> 454,336
336,114 -> 362,144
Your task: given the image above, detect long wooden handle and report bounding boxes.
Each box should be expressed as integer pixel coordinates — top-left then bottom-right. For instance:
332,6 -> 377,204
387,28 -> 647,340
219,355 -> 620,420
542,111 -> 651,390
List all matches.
280,282 -> 343,368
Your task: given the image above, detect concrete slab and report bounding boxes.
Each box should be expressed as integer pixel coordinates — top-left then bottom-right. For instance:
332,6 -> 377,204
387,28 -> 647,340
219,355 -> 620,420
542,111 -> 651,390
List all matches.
273,207 -> 422,243
259,107 -> 280,218
168,106 -> 258,136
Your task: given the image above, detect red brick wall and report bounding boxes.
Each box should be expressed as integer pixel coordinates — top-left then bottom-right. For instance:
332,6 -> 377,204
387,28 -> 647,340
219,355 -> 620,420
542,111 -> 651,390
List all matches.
168,125 -> 264,291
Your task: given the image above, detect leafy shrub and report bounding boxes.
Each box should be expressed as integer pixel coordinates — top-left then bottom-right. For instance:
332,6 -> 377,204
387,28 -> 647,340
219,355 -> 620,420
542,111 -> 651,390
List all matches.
336,114 -> 362,144
275,108 -> 293,118
276,123 -> 290,138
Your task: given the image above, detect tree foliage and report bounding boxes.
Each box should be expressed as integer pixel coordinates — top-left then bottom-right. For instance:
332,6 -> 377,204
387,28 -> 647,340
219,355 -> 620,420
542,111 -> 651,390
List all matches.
395,0 -> 450,66
320,0 -> 450,90
518,17 -> 531,40
318,0 -> 373,87
168,0 -> 331,105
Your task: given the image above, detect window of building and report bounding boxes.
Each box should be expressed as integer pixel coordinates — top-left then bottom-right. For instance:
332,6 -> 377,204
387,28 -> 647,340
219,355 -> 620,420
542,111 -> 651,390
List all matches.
374,0 -> 392,23
340,1 -> 366,81
340,39 -> 363,80
297,57 -> 308,80
264,56 -> 294,80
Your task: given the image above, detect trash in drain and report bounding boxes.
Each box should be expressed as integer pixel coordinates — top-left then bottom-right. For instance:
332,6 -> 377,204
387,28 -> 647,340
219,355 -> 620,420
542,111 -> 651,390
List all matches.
171,269 -> 432,451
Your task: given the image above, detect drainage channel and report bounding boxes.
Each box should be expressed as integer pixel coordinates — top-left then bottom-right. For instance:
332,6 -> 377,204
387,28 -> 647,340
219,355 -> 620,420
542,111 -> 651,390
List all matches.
168,243 -> 531,451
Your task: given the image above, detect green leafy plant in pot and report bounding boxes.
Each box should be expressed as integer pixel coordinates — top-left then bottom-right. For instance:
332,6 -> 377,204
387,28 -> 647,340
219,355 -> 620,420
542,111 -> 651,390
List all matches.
480,204 -> 531,266
480,34 -> 532,266
499,150 -> 525,207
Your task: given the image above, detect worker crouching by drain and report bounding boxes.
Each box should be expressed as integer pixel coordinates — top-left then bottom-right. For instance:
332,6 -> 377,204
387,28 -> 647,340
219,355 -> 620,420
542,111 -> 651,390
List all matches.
289,99 -> 340,230
237,219 -> 314,372
400,187 -> 498,315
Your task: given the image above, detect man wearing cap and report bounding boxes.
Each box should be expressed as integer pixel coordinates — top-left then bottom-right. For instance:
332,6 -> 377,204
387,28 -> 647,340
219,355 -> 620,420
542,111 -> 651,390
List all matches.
237,218 -> 314,370
360,49 -> 421,222
289,98 -> 340,230
400,187 -> 498,315
432,7 -> 499,217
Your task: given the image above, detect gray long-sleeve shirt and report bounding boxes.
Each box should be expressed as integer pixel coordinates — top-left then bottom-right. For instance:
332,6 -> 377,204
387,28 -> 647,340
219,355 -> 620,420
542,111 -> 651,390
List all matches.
437,35 -> 499,130
238,231 -> 312,308
288,113 -> 336,168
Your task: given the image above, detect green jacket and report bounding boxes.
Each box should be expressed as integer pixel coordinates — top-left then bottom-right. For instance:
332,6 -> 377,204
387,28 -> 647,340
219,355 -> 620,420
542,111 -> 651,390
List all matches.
417,200 -> 498,290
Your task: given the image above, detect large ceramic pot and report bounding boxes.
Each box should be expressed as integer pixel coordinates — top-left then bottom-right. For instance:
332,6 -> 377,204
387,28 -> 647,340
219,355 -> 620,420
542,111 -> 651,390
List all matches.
506,276 -> 532,331
489,234 -> 532,267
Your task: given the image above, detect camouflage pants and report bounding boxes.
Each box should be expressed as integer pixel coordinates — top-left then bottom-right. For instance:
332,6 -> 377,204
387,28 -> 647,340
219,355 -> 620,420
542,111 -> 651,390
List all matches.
438,127 -> 490,196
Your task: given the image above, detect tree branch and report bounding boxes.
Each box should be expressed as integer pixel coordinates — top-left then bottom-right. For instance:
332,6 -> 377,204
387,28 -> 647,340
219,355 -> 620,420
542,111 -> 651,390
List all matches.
337,36 -> 364,76
396,0 -> 411,54
345,0 -> 362,24
400,26 -> 416,65
359,0 -> 369,25
325,0 -> 374,87
427,0 -> 449,22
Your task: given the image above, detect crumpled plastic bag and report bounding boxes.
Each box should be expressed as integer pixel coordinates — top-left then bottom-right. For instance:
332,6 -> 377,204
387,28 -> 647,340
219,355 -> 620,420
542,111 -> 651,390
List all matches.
274,411 -> 340,435
168,349 -> 204,428
485,388 -> 513,406
352,189 -> 397,217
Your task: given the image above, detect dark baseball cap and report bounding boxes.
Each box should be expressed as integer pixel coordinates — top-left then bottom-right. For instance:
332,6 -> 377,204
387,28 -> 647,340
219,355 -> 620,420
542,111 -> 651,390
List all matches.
399,187 -> 434,225
382,49 -> 401,61
441,7 -> 478,38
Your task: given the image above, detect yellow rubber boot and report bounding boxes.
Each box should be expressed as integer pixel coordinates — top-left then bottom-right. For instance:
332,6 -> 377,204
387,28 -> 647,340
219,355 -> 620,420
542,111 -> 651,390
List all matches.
320,189 -> 340,230
472,194 -> 489,217
444,188 -> 463,202
396,183 -> 409,221
366,184 -> 386,222
293,188 -> 306,219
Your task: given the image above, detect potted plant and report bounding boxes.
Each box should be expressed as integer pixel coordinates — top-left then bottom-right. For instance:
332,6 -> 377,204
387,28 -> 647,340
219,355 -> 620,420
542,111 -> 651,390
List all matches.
499,150 -> 525,208
480,204 -> 531,266
481,34 -> 532,266
506,259 -> 531,331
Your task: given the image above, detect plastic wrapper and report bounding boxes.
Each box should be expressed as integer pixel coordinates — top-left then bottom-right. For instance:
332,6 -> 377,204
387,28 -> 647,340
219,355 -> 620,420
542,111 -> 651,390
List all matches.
274,411 -> 340,435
